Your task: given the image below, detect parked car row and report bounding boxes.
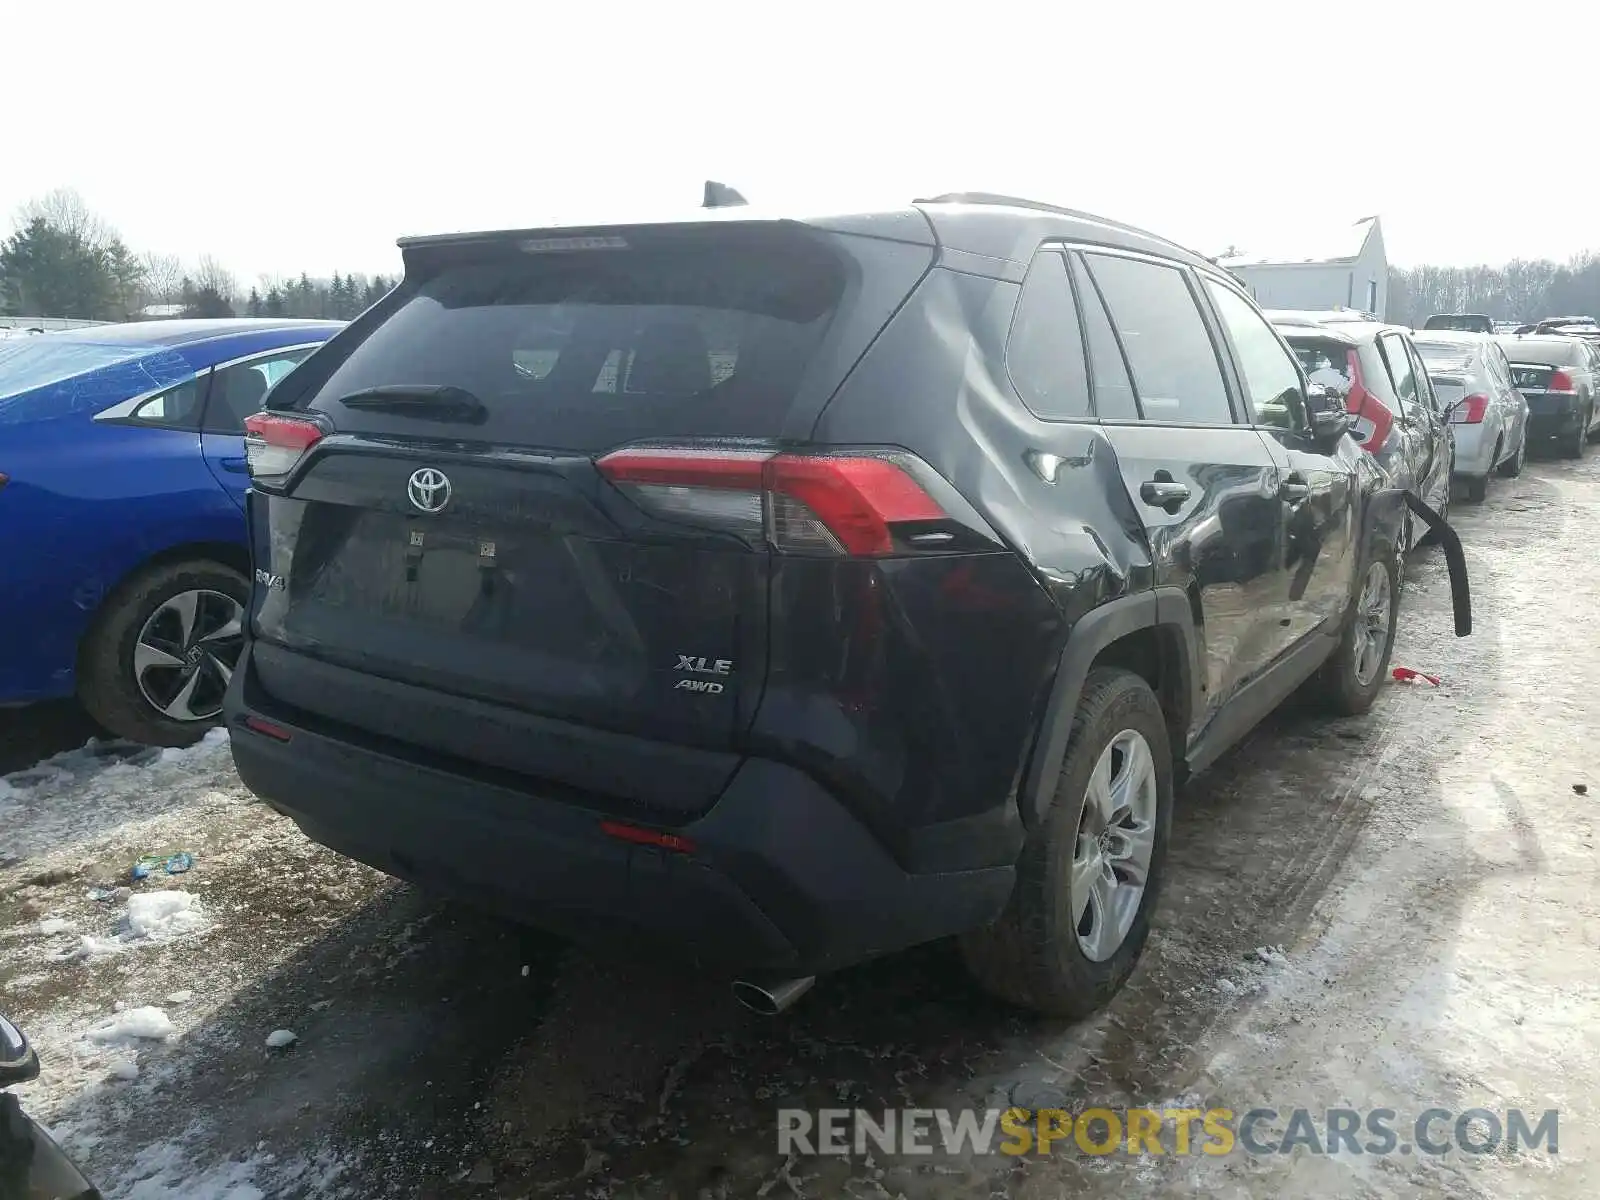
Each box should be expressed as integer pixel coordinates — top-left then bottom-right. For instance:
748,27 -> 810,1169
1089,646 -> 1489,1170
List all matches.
1268,308 -> 1600,517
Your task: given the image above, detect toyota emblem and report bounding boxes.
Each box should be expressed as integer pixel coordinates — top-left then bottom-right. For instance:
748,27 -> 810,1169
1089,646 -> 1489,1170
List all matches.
407,467 -> 451,514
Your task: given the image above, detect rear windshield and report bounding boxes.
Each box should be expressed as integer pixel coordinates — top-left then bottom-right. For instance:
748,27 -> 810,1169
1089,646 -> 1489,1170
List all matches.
1424,315 -> 1491,332
1285,337 -> 1354,395
304,240 -> 845,450
1413,341 -> 1478,372
1500,339 -> 1581,366
0,338 -> 158,403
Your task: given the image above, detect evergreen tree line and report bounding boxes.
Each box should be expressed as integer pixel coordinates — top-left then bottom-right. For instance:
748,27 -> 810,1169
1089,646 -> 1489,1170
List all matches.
1386,253 -> 1600,324
0,188 -> 393,324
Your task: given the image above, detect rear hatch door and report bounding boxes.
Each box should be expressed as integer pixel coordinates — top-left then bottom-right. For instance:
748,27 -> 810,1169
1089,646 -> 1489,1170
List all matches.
245,220 -> 934,808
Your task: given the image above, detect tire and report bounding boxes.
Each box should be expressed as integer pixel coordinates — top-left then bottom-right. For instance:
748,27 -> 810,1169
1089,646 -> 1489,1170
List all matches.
1464,469 -> 1489,502
1563,408 -> 1590,459
77,560 -> 249,747
959,668 -> 1174,1018
1316,552 -> 1399,717
1497,434 -> 1525,478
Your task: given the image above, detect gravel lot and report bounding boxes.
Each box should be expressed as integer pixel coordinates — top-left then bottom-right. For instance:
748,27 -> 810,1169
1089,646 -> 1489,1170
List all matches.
2,453 -> 1596,1199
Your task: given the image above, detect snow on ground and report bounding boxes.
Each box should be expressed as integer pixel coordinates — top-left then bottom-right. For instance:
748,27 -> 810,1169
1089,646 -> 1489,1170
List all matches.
2,454 -> 1598,1199
1,725 -> 388,1198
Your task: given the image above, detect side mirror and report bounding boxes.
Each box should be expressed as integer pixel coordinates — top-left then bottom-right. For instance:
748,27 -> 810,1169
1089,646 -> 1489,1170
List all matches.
0,1012 -> 40,1087
1310,404 -> 1354,450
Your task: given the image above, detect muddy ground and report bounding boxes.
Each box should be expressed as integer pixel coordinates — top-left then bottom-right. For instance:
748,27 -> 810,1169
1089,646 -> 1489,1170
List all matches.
2,451 -> 1596,1199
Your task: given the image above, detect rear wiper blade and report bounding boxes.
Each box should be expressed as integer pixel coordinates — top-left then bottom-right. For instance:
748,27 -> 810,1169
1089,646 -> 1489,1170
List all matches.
337,385 -> 487,422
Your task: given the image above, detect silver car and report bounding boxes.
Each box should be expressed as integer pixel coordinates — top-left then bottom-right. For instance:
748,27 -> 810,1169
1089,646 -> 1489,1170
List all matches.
1410,332 -> 1528,500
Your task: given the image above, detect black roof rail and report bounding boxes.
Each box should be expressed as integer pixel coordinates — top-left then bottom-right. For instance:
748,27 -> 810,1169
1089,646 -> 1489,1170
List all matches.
911,191 -> 1198,259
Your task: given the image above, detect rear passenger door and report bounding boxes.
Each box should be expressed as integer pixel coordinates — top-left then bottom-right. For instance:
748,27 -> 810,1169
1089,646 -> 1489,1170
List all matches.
1069,248 -> 1288,732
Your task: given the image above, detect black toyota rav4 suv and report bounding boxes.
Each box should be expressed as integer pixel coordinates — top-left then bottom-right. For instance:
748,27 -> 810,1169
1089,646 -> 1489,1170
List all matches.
226,194 -> 1445,1018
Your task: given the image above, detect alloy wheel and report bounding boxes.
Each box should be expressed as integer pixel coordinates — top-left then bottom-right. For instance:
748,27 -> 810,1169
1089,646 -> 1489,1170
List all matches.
1352,562 -> 1392,688
132,589 -> 244,722
1072,729 -> 1158,962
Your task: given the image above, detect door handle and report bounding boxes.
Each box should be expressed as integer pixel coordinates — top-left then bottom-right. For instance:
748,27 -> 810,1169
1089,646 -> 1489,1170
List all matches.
1139,479 -> 1191,508
1279,475 -> 1310,501
220,457 -> 248,474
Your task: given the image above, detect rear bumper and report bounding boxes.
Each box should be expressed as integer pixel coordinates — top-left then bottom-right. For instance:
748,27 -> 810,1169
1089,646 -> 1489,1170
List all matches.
1526,395 -> 1585,441
1449,424 -> 1493,477
224,645 -> 1015,975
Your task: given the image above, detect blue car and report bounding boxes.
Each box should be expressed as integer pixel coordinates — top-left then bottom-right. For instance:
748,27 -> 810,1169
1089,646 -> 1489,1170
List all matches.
1,319 -> 343,744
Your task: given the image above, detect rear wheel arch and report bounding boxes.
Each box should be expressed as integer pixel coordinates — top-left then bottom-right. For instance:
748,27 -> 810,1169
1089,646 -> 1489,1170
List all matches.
1020,589 -> 1196,830
87,540 -> 250,620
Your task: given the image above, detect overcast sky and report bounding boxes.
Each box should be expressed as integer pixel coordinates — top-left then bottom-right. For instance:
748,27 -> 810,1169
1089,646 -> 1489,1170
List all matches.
4,1 -> 1588,283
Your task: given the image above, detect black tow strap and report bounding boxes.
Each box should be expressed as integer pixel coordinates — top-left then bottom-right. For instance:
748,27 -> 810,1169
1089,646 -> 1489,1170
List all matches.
1404,492 -> 1472,637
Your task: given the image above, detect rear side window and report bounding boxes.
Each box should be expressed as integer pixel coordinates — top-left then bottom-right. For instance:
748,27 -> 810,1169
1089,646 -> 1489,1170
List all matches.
1005,251 -> 1090,420
1069,257 -> 1139,419
130,376 -> 206,428
1378,333 -> 1417,415
1288,338 -> 1354,397
304,240 -> 844,450
1081,253 -> 1233,425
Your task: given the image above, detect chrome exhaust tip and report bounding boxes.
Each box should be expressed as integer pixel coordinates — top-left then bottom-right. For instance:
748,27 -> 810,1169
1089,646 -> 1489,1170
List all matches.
731,975 -> 815,1016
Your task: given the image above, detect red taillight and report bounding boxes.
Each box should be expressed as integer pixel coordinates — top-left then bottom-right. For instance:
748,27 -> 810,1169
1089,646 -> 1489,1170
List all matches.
241,716 -> 292,742
1450,394 -> 1489,424
1547,370 -> 1577,394
599,819 -> 696,854
0,472 -> 9,492
596,446 -> 948,557
1344,349 -> 1393,452
242,412 -> 325,482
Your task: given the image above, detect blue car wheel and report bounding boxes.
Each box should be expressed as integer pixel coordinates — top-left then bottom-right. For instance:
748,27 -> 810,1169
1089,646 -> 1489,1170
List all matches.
77,559 -> 248,746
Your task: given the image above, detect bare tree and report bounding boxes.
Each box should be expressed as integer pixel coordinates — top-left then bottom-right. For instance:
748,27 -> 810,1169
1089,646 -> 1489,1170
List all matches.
140,252 -> 184,306
18,187 -> 117,250
194,255 -> 238,305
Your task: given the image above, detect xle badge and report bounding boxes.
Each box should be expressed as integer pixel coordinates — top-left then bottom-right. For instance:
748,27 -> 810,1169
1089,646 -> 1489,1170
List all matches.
674,654 -> 733,695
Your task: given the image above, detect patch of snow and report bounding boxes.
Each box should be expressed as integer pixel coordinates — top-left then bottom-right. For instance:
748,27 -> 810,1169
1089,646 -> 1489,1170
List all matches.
37,918 -> 72,935
158,728 -> 231,766
125,890 -> 206,940
1254,944 -> 1288,966
165,989 -> 194,1005
88,1006 -> 174,1044
116,1133 -> 349,1200
264,1029 -> 297,1049
56,891 -> 209,962
108,1059 -> 140,1081
68,934 -> 126,960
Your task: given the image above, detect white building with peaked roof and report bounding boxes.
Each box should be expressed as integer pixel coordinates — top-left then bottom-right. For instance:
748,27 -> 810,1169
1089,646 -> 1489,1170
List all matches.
1217,217 -> 1387,321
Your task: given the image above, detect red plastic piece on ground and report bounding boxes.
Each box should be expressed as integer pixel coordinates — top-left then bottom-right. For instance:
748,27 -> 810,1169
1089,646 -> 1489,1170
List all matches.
1392,666 -> 1442,686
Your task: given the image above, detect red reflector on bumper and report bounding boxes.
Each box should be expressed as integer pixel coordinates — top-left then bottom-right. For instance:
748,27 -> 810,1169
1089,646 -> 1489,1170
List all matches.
599,819 -> 696,854
241,716 -> 292,742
